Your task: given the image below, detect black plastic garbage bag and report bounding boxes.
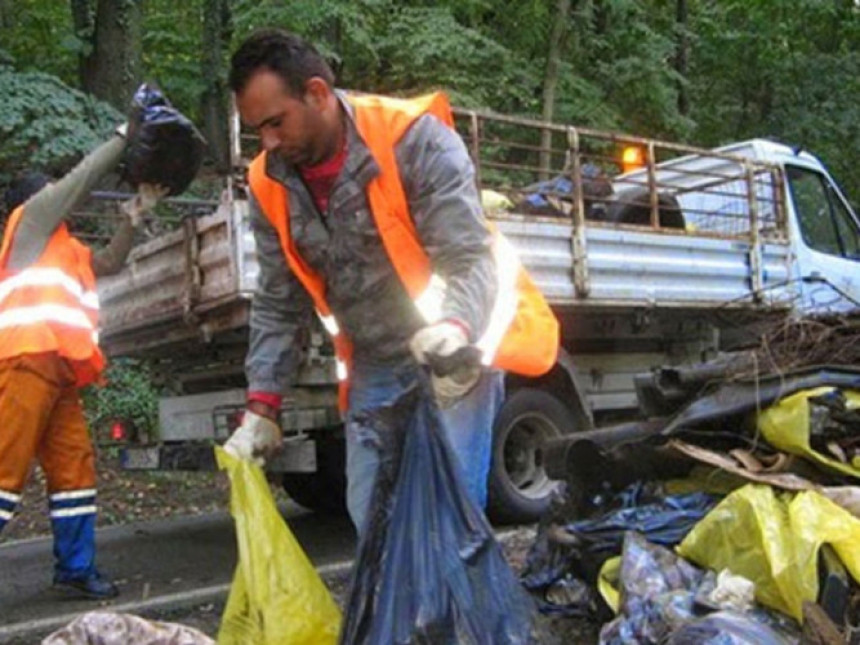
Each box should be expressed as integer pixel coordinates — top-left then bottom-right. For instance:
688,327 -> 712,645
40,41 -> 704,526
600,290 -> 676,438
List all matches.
339,380 -> 533,645
123,83 -> 206,196
521,482 -> 717,614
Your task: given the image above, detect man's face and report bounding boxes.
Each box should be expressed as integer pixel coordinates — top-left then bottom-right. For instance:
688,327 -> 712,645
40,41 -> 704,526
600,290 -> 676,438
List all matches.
236,70 -> 325,166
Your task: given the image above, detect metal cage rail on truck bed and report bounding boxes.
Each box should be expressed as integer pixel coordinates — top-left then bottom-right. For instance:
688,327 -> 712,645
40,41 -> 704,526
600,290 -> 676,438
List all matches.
448,106 -> 790,309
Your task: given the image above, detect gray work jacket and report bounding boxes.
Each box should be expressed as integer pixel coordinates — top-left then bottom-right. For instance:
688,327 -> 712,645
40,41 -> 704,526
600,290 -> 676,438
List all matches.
245,94 -> 497,395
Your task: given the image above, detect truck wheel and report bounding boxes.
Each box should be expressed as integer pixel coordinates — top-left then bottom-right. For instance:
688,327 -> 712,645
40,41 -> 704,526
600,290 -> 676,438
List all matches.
487,388 -> 575,524
281,436 -> 346,514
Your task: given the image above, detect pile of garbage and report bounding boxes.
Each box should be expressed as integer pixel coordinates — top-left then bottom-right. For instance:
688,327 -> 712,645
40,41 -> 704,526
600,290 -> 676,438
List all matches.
528,314 -> 860,643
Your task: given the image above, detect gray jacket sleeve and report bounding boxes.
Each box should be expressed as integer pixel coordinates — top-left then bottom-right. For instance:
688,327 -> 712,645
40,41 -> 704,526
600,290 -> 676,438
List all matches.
395,114 -> 496,339
8,136 -> 126,271
91,215 -> 135,277
245,192 -> 314,394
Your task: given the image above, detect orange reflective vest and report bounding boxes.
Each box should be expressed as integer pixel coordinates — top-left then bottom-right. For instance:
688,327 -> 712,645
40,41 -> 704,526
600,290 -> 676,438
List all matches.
0,206 -> 104,386
249,92 -> 559,411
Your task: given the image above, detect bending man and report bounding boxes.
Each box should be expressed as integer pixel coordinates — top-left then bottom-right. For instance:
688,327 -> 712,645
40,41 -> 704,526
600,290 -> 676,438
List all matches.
225,29 -> 558,534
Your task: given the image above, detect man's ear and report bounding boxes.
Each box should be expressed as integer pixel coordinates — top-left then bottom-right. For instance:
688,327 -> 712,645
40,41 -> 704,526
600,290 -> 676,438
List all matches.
303,77 -> 333,110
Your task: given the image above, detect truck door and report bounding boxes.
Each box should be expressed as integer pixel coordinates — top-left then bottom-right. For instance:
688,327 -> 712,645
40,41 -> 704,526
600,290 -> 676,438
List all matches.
785,164 -> 860,312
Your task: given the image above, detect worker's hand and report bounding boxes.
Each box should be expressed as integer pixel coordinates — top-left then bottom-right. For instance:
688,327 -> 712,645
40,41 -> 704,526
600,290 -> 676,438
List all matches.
432,366 -> 482,409
121,183 -> 167,227
410,321 -> 481,408
409,320 -> 470,364
223,410 -> 282,467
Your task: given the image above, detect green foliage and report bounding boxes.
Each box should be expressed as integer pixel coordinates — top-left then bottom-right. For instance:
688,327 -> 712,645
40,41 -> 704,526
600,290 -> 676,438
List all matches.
81,358 -> 160,440
0,0 -> 856,202
0,68 -> 121,192
142,0 -> 207,119
0,1 -> 78,84
688,0 -> 859,203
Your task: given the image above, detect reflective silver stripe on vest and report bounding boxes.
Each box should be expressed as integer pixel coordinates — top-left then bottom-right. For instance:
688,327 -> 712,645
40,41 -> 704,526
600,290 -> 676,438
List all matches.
413,233 -> 520,366
0,304 -> 96,331
0,267 -> 99,312
317,312 -> 340,336
475,234 -> 520,365
317,311 -> 349,381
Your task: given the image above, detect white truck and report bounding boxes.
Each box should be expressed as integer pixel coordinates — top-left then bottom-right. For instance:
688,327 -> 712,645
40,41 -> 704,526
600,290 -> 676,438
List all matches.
94,104 -> 860,523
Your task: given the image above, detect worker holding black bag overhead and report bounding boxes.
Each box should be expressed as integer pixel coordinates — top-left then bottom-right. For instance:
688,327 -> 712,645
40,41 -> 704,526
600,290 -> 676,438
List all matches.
224,29 -> 559,535
0,84 -> 203,600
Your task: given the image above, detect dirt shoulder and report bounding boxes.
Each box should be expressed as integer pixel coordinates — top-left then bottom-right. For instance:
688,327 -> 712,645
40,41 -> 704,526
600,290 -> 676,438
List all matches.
1,446 -> 283,542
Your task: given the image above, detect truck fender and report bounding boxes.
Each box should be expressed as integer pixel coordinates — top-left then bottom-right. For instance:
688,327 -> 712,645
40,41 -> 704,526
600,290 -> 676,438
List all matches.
505,347 -> 593,433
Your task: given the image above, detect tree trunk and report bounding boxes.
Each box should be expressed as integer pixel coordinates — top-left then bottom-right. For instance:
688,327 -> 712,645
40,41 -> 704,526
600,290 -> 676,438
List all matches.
75,0 -> 142,110
70,0 -> 94,86
200,0 -> 233,173
539,0 -> 572,180
674,0 -> 689,116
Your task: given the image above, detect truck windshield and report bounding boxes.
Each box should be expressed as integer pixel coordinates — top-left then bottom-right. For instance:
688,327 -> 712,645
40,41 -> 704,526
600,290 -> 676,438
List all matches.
787,165 -> 860,261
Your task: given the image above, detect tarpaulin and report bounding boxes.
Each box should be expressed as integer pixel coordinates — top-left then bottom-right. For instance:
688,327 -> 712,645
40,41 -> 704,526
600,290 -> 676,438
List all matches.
677,484 -> 860,622
216,447 -> 341,645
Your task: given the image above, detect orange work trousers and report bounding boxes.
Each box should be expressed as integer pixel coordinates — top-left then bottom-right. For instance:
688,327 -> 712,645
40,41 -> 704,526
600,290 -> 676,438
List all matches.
0,352 -> 95,504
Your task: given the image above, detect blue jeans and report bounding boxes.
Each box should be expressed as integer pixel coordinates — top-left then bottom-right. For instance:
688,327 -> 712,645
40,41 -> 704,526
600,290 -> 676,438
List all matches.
345,362 -> 504,537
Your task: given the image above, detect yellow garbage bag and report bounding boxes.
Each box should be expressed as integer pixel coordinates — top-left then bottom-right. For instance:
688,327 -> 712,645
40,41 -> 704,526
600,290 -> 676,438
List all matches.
597,556 -> 621,614
677,484 -> 860,622
216,448 -> 341,645
757,387 -> 860,479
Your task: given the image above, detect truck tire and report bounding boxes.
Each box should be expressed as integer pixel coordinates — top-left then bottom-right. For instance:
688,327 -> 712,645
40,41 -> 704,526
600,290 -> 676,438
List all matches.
487,388 -> 575,524
281,436 -> 347,514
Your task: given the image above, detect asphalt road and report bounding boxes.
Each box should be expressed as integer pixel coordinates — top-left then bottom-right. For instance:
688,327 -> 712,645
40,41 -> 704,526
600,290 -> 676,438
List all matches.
0,503 -> 357,642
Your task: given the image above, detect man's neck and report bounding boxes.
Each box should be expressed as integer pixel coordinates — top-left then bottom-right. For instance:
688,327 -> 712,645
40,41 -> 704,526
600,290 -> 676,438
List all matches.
309,105 -> 346,168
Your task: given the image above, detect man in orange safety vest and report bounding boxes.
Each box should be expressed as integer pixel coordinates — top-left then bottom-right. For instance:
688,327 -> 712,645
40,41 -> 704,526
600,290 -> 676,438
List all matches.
225,29 -> 559,535
0,131 -> 164,599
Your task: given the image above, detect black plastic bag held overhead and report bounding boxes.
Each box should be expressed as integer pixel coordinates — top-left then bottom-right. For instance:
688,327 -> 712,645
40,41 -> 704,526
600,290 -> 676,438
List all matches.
122,83 -> 206,196
340,357 -> 533,645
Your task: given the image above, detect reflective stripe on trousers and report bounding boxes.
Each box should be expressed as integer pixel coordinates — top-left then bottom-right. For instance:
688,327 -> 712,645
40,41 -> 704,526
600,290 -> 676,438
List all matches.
0,353 -> 98,577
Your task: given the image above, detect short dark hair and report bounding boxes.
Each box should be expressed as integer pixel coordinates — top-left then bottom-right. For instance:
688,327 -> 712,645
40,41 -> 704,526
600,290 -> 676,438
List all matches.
229,29 -> 335,96
3,172 -> 50,219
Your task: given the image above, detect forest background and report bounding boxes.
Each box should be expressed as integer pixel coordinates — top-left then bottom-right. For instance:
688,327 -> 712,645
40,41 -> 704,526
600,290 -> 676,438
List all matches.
1,0 -> 857,202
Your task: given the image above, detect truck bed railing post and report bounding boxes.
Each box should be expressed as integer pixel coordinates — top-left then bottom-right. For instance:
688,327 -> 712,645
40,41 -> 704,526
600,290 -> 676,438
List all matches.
468,111 -> 482,192
647,141 -> 659,229
746,165 -> 763,301
182,216 -> 202,323
568,126 -> 590,297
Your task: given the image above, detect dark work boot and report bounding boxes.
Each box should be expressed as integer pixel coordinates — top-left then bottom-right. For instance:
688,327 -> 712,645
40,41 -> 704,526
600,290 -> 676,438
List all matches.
52,570 -> 119,600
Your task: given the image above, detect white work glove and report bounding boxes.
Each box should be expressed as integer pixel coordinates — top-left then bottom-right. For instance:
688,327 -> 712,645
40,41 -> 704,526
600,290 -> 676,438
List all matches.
409,321 -> 481,408
121,183 -> 167,227
223,410 -> 282,466
409,320 -> 470,364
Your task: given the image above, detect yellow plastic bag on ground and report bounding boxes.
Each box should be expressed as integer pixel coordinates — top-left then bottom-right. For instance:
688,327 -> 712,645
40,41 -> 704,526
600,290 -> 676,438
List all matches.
216,447 -> 341,645
677,484 -> 860,622
757,387 -> 860,478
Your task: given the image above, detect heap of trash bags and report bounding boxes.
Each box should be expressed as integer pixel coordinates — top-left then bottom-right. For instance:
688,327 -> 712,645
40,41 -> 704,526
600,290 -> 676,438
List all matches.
522,376 -> 860,644
41,375 -> 858,644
